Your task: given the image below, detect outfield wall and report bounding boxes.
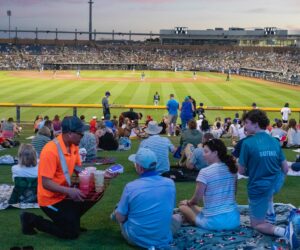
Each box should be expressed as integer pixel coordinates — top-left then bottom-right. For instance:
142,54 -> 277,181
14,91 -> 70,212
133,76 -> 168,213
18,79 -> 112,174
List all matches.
1,103 -> 299,123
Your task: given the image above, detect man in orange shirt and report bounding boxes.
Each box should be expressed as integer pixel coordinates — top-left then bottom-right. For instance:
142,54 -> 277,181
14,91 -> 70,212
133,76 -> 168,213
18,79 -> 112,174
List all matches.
20,116 -> 90,239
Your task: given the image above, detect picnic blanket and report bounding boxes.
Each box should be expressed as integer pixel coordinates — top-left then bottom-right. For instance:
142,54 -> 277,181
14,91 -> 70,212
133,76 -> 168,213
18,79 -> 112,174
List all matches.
81,157 -> 116,167
172,203 -> 295,250
0,184 -> 39,210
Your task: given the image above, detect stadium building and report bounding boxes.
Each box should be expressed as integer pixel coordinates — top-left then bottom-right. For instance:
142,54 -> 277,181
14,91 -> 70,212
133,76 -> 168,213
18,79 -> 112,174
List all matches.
160,27 -> 300,47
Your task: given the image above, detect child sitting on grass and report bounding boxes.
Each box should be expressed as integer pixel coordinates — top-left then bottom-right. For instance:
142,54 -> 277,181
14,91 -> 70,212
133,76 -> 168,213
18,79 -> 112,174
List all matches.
176,139 -> 240,231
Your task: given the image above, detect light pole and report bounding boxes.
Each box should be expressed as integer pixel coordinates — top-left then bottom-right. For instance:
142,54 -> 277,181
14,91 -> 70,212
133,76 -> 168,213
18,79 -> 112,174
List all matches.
7,10 -> 12,39
88,0 -> 94,41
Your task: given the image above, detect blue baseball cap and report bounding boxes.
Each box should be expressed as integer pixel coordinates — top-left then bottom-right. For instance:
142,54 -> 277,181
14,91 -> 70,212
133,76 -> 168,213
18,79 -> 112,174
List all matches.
128,148 -> 157,169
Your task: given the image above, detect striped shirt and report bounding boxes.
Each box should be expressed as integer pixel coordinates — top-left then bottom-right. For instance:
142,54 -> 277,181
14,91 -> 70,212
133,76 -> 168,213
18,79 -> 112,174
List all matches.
32,134 -> 51,157
139,135 -> 175,174
196,162 -> 237,216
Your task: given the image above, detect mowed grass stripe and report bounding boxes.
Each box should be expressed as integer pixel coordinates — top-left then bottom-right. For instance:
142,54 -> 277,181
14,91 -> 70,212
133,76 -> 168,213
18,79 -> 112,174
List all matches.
218,79 -> 255,106
236,80 -> 289,107
236,78 -> 300,106
161,82 -> 177,105
0,78 -> 39,100
9,79 -> 63,104
129,82 -> 152,104
197,81 -> 232,106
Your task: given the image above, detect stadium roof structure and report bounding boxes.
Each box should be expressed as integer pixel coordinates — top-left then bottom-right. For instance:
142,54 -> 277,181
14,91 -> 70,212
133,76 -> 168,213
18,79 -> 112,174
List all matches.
159,27 -> 300,46
0,26 -> 300,47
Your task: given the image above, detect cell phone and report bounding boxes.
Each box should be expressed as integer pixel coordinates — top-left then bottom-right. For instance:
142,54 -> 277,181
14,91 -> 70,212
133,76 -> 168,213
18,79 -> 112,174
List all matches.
107,164 -> 124,174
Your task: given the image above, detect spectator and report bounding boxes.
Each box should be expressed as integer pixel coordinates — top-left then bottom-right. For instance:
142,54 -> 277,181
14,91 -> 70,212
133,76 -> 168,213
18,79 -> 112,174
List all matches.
166,94 -> 179,136
185,133 -> 214,170
211,122 -> 223,138
140,121 -> 175,174
89,116 -> 97,134
52,115 -> 62,136
12,144 -> 38,180
34,115 -> 43,134
79,125 -> 97,162
238,109 -> 294,248
199,119 -> 211,134
180,96 -> 194,130
112,148 -> 175,249
1,117 -> 18,139
180,119 -> 203,150
286,119 -> 300,147
102,91 -> 111,120
177,139 -> 240,231
270,119 -> 287,143
118,110 -> 143,127
31,126 -> 51,157
281,103 -> 291,124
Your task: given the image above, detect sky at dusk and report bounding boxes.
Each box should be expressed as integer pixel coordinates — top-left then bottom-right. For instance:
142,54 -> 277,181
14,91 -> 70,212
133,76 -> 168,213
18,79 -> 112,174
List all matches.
0,0 -> 300,39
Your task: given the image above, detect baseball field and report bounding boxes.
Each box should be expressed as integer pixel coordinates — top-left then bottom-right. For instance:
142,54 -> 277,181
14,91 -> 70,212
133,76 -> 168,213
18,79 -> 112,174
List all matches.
0,70 -> 299,122
0,70 -> 300,249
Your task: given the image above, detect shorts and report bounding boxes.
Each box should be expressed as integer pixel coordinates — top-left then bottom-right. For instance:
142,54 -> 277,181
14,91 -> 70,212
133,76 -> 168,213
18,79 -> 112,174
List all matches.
249,195 -> 269,221
249,173 -> 285,221
195,209 -> 240,231
168,114 -> 178,125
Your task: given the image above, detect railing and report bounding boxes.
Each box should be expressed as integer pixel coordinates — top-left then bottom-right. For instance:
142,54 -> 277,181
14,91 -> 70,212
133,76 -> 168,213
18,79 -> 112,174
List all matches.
1,103 -> 299,123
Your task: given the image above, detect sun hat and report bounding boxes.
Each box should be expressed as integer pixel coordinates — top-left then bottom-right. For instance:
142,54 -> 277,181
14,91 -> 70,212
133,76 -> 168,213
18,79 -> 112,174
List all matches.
144,121 -> 162,135
128,148 -> 157,169
61,116 -> 84,134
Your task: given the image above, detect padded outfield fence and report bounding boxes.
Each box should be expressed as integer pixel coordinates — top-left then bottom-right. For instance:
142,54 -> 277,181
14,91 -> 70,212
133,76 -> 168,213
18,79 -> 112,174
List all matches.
0,103 -> 300,123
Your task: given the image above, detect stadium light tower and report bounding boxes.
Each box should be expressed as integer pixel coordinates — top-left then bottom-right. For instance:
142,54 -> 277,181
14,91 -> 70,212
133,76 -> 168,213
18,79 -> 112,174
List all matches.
7,10 -> 12,39
88,0 -> 94,41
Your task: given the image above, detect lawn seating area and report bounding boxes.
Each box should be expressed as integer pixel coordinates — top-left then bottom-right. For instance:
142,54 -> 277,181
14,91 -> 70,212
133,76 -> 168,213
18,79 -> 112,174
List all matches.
0,125 -> 299,249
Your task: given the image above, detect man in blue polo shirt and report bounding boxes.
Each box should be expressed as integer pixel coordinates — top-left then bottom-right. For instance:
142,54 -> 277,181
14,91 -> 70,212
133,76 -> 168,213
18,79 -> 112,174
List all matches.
166,94 -> 179,136
112,148 -> 176,249
239,109 -> 299,249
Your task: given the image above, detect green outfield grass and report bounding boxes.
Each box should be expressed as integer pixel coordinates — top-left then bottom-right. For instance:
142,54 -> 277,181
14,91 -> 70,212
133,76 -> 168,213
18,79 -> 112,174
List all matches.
0,70 -> 299,123
0,69 -> 299,248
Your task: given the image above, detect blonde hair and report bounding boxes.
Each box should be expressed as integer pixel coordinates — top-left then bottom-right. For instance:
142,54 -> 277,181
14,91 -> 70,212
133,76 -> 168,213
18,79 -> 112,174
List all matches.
18,144 -> 37,167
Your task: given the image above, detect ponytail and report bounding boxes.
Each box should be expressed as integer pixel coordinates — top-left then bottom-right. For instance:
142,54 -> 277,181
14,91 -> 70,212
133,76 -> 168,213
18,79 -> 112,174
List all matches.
203,138 -> 238,174
220,154 -> 237,174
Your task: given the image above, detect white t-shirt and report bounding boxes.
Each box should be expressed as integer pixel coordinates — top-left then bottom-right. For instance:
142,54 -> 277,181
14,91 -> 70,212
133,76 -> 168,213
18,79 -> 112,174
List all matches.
11,164 -> 38,181
281,107 -> 291,121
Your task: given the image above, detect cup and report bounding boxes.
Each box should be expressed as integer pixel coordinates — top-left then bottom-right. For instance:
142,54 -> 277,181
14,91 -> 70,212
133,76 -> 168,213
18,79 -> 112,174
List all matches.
85,166 -> 97,192
94,170 -> 105,192
79,171 -> 90,195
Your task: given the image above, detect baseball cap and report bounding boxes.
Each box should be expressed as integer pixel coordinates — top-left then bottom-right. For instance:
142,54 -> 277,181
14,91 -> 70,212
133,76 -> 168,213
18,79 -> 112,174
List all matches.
105,91 -> 111,96
128,148 -> 157,169
61,116 -> 84,134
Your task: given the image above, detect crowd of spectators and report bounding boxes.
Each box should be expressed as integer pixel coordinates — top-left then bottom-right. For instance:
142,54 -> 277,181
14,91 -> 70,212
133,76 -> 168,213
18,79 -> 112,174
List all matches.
0,43 -> 300,84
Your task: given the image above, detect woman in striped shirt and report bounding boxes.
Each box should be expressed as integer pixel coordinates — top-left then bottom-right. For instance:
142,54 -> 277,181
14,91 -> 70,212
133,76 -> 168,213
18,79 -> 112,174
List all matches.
178,138 -> 240,231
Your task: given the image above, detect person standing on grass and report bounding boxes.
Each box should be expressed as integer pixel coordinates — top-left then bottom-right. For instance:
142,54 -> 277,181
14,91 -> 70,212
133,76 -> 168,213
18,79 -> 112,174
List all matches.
166,94 -> 179,136
180,96 -> 194,130
102,91 -> 111,120
153,91 -> 160,106
238,109 -> 300,249
281,102 -> 291,124
111,148 -> 175,249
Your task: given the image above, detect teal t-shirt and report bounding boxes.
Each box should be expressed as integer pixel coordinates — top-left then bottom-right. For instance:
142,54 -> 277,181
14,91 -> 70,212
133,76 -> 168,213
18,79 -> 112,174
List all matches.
239,132 -> 285,198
